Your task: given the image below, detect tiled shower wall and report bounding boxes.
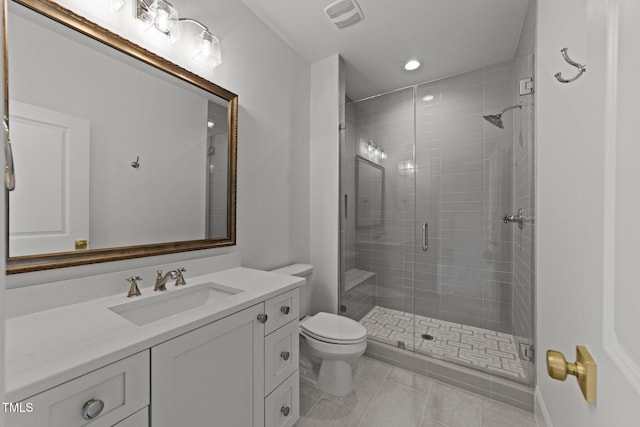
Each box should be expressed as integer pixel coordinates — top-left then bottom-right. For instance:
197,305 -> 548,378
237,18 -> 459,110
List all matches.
349,62 -> 517,334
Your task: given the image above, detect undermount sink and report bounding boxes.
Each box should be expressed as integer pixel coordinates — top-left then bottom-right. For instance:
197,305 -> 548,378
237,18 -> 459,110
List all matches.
109,282 -> 244,326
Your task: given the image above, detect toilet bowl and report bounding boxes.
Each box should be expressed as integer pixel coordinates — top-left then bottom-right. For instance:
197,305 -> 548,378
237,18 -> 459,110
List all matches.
271,264 -> 368,396
300,313 -> 367,395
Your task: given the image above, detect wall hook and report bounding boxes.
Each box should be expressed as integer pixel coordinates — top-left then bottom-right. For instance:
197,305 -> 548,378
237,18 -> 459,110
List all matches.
555,48 -> 586,83
131,156 -> 140,169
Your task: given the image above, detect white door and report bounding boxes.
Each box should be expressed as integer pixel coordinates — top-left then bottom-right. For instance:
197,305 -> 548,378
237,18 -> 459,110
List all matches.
8,101 -> 90,256
537,0 -> 640,425
151,304 -> 265,427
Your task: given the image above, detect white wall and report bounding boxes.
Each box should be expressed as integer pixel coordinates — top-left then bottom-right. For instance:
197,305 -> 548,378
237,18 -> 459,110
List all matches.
6,0 -> 310,291
309,55 -> 341,314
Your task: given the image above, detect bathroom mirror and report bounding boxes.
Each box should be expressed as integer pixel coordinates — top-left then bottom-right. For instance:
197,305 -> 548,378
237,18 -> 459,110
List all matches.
5,0 -> 238,274
355,156 -> 384,229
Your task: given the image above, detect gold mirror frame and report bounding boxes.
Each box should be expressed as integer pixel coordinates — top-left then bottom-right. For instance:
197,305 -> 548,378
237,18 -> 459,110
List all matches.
4,0 -> 238,274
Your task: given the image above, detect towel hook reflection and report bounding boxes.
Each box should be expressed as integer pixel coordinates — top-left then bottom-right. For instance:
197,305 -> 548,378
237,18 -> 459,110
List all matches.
555,48 -> 586,83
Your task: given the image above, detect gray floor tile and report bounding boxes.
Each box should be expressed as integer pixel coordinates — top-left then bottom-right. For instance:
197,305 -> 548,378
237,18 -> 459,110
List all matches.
480,398 -> 537,427
359,381 -> 428,427
386,366 -> 433,394
295,396 -> 367,427
422,381 -> 482,427
300,379 -> 324,417
420,419 -> 448,427
296,354 -> 535,427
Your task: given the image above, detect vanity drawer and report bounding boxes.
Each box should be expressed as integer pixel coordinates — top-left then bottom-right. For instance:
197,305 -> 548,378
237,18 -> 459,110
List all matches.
264,288 -> 299,335
265,320 -> 299,395
7,351 -> 149,427
265,373 -> 299,427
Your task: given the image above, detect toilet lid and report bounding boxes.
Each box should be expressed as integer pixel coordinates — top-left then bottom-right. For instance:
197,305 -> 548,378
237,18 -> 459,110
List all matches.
300,312 -> 367,343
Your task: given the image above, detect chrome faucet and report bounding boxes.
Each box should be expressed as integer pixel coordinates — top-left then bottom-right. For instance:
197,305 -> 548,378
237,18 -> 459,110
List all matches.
174,267 -> 187,286
154,269 -> 177,291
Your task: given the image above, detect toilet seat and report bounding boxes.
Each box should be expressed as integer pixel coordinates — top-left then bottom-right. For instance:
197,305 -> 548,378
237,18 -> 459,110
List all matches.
300,312 -> 367,345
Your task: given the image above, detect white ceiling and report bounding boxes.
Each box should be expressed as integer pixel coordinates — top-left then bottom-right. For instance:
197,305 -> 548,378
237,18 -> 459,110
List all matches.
241,0 -> 530,100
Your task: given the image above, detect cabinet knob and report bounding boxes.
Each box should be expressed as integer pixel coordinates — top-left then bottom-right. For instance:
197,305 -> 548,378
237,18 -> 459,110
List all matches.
280,306 -> 291,315
281,406 -> 291,417
280,351 -> 290,361
257,313 -> 268,324
81,398 -> 105,420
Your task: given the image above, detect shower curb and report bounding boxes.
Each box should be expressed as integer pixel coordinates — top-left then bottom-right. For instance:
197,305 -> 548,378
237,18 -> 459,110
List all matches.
365,339 -> 535,412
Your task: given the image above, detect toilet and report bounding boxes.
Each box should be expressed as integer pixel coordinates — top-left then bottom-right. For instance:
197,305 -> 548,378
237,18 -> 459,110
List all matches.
271,264 -> 367,396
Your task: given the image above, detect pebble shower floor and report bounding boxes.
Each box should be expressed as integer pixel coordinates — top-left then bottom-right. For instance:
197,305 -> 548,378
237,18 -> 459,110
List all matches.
360,306 -> 527,380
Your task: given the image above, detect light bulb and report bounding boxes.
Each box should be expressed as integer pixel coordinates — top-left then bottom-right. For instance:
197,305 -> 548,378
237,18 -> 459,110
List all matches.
194,31 -> 222,68
155,10 -> 170,32
202,37 -> 212,57
150,0 -> 178,34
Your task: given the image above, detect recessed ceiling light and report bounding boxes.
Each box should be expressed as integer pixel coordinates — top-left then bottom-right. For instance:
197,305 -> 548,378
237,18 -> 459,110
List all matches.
404,59 -> 421,71
422,95 -> 435,102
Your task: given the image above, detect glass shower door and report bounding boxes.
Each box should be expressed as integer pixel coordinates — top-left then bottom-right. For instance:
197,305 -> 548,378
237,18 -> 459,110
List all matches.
413,63 -> 532,383
340,88 -> 416,351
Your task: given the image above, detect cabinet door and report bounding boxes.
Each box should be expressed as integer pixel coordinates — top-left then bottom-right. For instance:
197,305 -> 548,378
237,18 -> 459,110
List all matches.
151,304 -> 265,427
112,408 -> 148,426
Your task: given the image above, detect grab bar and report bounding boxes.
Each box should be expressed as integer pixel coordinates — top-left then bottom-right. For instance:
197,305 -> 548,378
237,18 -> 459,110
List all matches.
422,222 -> 428,251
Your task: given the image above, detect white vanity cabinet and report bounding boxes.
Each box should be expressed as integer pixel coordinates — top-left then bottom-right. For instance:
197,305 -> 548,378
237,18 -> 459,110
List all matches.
151,303 -> 265,427
263,289 -> 300,427
6,283 -> 300,427
6,351 -> 149,427
151,288 -> 300,427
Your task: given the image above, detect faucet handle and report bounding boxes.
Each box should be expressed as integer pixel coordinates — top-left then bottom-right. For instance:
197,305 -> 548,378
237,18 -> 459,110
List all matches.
126,276 -> 142,297
174,267 -> 187,286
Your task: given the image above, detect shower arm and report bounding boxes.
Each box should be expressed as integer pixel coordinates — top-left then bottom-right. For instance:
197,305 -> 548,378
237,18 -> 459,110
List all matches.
500,104 -> 522,115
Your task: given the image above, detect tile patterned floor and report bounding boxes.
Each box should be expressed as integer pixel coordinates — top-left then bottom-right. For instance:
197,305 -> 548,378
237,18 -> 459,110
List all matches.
295,356 -> 538,427
360,306 -> 527,380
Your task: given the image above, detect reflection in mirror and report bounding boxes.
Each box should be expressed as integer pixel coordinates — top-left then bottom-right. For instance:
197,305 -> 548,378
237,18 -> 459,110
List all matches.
6,0 -> 237,273
206,100 -> 229,239
355,155 -> 384,229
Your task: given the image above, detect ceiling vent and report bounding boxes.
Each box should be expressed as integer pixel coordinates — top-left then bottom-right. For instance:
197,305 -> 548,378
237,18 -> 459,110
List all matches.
324,0 -> 364,29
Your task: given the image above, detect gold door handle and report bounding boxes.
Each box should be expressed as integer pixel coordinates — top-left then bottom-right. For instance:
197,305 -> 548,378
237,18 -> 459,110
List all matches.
546,345 -> 596,403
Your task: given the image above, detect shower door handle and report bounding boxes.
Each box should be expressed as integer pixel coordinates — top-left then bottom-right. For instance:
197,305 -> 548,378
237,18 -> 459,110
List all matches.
422,222 -> 428,251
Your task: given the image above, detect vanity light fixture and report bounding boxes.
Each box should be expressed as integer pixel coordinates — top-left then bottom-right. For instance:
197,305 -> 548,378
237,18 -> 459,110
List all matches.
135,0 -> 222,68
366,140 -> 387,160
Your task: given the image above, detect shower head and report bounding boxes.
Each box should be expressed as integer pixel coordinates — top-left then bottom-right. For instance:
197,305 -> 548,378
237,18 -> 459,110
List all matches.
483,104 -> 522,129
483,113 -> 505,129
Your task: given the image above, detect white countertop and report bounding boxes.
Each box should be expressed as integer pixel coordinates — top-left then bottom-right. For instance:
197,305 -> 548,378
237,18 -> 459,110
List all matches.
5,267 -> 304,401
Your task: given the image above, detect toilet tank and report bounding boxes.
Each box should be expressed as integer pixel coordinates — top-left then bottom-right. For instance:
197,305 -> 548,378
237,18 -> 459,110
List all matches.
270,264 -> 313,318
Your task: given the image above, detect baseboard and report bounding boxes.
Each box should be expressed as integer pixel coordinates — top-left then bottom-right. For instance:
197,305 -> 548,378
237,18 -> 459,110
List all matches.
534,386 -> 553,427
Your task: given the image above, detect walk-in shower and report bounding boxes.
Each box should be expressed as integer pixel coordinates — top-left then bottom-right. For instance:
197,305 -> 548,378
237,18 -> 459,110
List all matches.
339,56 -> 536,385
